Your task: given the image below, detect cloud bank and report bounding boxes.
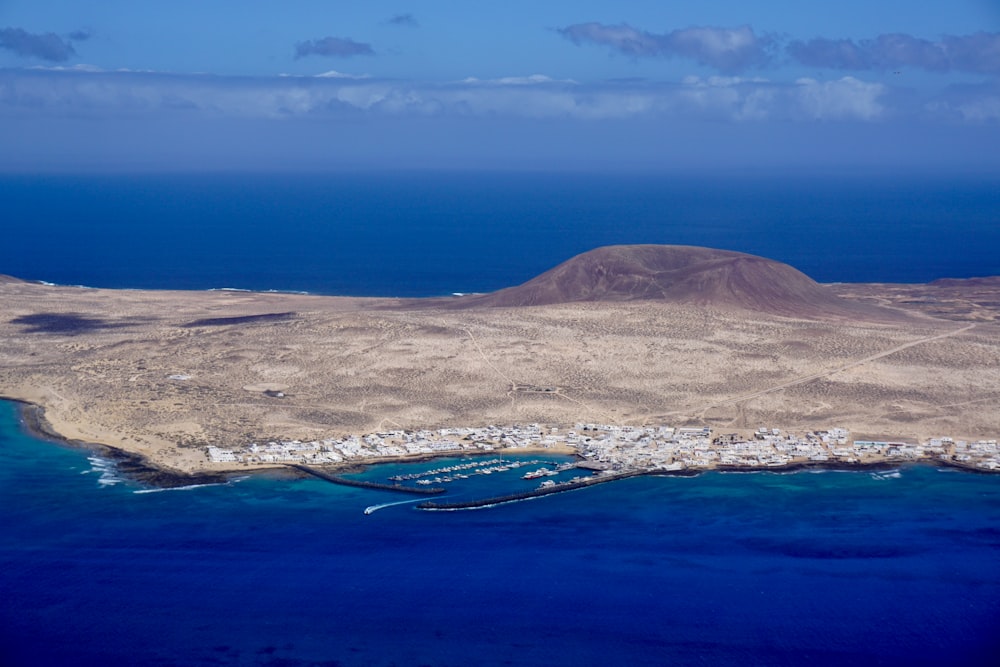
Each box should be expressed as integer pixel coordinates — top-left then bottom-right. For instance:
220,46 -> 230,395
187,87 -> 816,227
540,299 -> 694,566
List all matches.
1,72 -> 994,173
559,22 -> 1000,76
0,68 -> 913,124
788,32 -> 1000,74
294,36 -> 374,59
558,23 -> 774,73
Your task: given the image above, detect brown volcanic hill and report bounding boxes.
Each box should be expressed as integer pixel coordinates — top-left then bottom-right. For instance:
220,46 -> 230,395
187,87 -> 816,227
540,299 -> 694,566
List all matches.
0,274 -> 26,284
446,245 -> 907,321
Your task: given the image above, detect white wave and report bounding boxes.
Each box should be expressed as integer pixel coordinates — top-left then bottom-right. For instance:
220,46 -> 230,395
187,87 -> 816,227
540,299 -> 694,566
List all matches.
87,455 -> 124,486
207,287 -> 309,295
33,280 -> 93,289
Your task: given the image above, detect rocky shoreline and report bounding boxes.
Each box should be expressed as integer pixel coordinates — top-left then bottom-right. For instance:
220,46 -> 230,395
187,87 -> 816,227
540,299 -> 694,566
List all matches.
8,398 -> 996,493
14,400 -> 236,488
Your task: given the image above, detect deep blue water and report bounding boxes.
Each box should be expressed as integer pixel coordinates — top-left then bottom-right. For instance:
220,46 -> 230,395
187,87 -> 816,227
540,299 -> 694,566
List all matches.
1,400 -> 999,666
1,171 -> 999,294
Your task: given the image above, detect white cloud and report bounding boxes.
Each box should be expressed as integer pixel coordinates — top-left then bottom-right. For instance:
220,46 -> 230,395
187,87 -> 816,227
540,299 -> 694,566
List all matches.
924,83 -> 1000,123
313,70 -> 370,80
794,77 -> 886,121
681,75 -> 770,87
27,63 -> 105,73
461,74 -> 576,86
558,23 -> 774,72
954,98 -> 1000,122
669,26 -> 762,67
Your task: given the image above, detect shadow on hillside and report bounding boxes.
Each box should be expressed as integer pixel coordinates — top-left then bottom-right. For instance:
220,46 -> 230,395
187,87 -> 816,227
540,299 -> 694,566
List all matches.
181,312 -> 296,327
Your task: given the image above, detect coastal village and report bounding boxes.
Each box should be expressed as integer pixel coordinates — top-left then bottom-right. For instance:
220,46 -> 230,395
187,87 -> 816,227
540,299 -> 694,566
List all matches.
206,423 -> 1000,474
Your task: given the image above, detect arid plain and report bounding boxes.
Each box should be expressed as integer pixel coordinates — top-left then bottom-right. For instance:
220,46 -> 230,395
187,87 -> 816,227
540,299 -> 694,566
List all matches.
1,246 -> 998,475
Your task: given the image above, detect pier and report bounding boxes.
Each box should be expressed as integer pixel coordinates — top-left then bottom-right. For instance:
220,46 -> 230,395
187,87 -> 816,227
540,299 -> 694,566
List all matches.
289,464 -> 446,495
416,471 -> 644,510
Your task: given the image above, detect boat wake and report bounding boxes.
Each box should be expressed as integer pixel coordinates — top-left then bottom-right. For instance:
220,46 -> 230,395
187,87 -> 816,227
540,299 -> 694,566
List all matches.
134,482 -> 226,494
364,497 -> 432,515
134,476 -> 247,494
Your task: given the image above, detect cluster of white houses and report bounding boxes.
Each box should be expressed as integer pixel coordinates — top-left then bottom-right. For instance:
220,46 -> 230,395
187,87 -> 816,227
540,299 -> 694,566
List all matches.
206,423 -> 1000,472
577,426 -> 999,471
206,424 -> 562,465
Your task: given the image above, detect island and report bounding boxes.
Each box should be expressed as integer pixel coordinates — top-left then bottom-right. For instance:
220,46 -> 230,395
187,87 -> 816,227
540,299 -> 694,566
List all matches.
1,245 -> 998,488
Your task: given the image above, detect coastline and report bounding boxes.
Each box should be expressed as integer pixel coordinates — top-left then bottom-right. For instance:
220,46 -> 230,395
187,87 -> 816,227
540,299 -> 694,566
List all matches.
12,398 -> 239,488
5,396 -> 581,488
3,273 -> 999,486
7,396 -> 996,500
413,457 -> 985,511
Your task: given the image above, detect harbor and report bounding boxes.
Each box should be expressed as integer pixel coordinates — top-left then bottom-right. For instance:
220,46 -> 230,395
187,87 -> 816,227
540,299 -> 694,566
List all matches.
416,470 -> 645,511
206,420 -> 1000,513
291,453 -> 599,510
294,449 -> 993,514
288,464 -> 446,495
211,423 -> 1000,478
388,457 -> 559,485
217,422 -> 1000,512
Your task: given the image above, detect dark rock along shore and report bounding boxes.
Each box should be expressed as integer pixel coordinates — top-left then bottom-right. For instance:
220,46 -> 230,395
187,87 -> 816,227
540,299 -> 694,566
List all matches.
14,400 -> 230,488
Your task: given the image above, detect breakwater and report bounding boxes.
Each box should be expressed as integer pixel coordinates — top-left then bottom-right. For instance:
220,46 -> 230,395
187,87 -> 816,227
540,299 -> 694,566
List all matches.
416,471 -> 644,510
289,464 -> 446,495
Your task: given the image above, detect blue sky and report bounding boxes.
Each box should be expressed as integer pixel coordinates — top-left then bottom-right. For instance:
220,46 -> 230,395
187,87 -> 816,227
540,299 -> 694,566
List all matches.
1,1 -> 998,171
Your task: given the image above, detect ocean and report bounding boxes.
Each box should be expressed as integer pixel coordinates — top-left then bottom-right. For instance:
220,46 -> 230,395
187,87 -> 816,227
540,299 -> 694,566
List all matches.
1,171 -> 999,294
1,171 -> 999,665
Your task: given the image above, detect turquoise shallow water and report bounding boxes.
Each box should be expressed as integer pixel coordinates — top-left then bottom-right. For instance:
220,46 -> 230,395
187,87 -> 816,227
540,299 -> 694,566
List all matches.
1,400 -> 999,666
